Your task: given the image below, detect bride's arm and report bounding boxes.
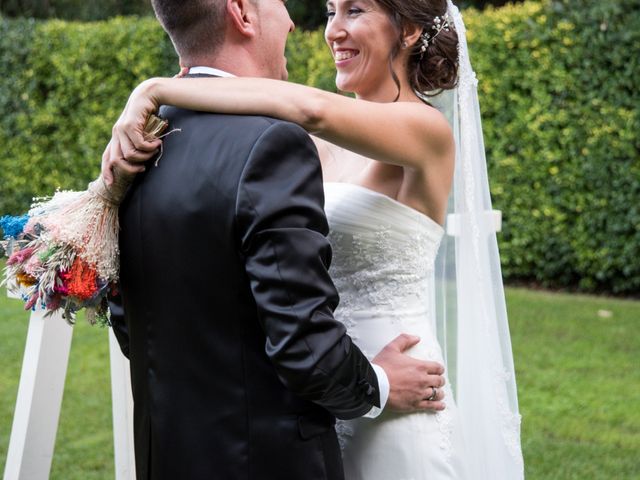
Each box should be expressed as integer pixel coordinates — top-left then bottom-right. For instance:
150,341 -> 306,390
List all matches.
104,76 -> 452,183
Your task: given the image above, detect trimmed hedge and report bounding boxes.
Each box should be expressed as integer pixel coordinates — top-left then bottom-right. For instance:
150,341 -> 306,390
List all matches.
0,1 -> 638,294
1,0 -> 152,20
286,28 -> 337,93
464,0 -> 640,294
0,16 -> 177,216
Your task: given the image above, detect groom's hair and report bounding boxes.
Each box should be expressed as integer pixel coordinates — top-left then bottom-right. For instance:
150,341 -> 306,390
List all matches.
151,0 -> 227,61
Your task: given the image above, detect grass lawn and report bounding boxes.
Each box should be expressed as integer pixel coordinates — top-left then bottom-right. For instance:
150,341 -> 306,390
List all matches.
0,289 -> 114,479
1,281 -> 639,479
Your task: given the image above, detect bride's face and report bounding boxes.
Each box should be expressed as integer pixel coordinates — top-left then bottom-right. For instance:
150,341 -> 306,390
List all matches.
325,0 -> 401,100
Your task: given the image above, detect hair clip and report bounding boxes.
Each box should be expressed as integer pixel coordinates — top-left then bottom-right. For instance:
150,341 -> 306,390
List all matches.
420,13 -> 452,58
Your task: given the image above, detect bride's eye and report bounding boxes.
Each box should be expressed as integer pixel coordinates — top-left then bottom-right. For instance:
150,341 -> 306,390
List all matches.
326,10 -> 336,18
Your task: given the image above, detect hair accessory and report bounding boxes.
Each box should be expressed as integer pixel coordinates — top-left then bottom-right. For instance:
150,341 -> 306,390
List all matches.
420,13 -> 452,58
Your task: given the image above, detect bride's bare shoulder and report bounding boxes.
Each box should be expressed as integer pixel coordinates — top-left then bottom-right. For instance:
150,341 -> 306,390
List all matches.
407,98 -> 451,125
396,100 -> 454,155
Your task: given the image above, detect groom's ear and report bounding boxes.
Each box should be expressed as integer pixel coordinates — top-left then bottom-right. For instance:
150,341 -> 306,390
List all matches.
226,0 -> 258,39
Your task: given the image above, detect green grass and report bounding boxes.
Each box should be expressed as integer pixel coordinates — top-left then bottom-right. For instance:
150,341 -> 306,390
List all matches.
509,289 -> 640,479
0,287 -> 114,479
1,282 -> 639,478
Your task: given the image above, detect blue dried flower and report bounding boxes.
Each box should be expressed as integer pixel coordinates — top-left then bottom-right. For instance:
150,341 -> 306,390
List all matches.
0,215 -> 29,239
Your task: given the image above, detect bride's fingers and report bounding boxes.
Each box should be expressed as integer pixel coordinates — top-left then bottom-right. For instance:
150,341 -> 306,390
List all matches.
130,134 -> 162,154
118,126 -> 161,158
116,125 -> 159,163
110,136 -> 146,176
116,114 -> 163,154
122,143 -> 159,162
173,66 -> 189,78
117,160 -> 146,176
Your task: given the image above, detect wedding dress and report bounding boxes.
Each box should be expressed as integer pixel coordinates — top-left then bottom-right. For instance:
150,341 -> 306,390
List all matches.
320,2 -> 524,477
324,181 -> 470,480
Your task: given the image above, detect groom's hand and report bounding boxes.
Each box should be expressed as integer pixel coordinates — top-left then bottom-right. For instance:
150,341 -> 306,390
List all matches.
372,334 -> 446,412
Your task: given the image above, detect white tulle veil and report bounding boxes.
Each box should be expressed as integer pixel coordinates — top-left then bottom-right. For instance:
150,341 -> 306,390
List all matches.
429,1 -> 525,477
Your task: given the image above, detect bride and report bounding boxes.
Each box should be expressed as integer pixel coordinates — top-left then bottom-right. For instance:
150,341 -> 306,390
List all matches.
104,0 -> 524,478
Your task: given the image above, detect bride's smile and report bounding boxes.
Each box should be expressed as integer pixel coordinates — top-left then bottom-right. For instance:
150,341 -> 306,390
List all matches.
325,0 -> 404,101
333,48 -> 359,63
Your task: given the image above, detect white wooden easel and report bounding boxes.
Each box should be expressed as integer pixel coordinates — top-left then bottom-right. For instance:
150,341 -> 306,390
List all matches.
3,285 -> 136,480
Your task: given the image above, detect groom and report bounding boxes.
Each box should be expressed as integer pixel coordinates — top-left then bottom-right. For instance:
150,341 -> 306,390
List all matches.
106,0 -> 446,479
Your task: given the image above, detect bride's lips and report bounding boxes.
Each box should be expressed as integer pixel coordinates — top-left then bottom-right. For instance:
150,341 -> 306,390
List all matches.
333,48 -> 360,67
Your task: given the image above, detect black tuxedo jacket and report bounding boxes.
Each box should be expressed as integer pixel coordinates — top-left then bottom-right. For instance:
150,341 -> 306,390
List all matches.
109,88 -> 380,479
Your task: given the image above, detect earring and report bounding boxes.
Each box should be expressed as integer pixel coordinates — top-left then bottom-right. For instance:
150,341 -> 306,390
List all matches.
401,40 -> 408,49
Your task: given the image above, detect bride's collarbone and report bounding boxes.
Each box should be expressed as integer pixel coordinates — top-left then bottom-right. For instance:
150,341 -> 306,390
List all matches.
319,146 -> 440,219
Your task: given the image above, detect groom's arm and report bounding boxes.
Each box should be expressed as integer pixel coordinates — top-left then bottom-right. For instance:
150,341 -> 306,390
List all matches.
236,121 -> 381,420
107,292 -> 130,359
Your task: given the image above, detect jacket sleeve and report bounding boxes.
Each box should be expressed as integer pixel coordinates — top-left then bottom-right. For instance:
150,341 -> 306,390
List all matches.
236,121 -> 380,419
108,293 -> 130,359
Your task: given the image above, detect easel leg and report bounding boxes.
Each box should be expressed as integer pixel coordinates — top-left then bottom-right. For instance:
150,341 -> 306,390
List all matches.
3,310 -> 73,480
109,330 -> 136,480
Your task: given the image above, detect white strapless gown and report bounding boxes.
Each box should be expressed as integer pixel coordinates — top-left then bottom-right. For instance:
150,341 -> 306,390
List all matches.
324,182 -> 470,480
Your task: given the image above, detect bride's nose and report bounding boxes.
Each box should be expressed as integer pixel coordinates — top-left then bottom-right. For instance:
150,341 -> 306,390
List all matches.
325,16 -> 348,45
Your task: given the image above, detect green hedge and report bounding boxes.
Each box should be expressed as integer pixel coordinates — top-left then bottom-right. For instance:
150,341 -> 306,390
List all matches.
0,16 -> 177,215
464,0 -> 640,294
1,1 -> 638,294
1,0 -> 152,20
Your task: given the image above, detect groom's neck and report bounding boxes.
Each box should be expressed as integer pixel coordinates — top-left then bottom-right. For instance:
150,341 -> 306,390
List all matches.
186,45 -> 266,79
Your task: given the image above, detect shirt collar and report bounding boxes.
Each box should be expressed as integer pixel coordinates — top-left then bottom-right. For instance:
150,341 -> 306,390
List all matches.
188,66 -> 236,77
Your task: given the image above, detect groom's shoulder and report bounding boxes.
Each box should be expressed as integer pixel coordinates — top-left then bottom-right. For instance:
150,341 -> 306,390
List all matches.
160,105 -> 312,149
208,112 -> 312,148
160,106 -> 317,156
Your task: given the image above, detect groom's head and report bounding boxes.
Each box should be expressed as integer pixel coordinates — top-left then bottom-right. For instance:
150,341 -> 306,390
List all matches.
151,0 -> 294,80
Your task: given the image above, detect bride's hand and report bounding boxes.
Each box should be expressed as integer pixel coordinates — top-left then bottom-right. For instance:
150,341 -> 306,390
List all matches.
174,66 -> 189,78
101,79 -> 163,185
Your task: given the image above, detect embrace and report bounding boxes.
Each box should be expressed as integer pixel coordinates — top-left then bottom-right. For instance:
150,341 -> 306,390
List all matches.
103,0 -> 524,478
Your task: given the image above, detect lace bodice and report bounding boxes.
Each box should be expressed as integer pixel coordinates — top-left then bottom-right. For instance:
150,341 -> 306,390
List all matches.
324,182 -> 444,359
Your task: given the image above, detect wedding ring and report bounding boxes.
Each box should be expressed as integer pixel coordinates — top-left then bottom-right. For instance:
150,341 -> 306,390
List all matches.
426,386 -> 438,402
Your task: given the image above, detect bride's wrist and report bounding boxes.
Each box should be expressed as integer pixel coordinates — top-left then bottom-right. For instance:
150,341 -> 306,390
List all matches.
133,78 -> 162,113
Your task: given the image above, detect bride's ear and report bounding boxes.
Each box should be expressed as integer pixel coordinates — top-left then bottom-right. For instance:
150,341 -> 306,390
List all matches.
401,23 -> 423,50
226,0 -> 258,39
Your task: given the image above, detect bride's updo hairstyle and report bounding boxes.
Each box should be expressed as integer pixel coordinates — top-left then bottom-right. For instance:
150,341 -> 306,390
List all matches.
375,0 -> 458,97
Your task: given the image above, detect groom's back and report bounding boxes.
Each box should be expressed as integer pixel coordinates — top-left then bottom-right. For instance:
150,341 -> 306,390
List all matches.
117,106 -> 343,480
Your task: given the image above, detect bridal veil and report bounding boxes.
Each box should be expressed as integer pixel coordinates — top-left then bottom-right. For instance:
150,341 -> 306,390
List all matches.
431,1 -> 525,477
